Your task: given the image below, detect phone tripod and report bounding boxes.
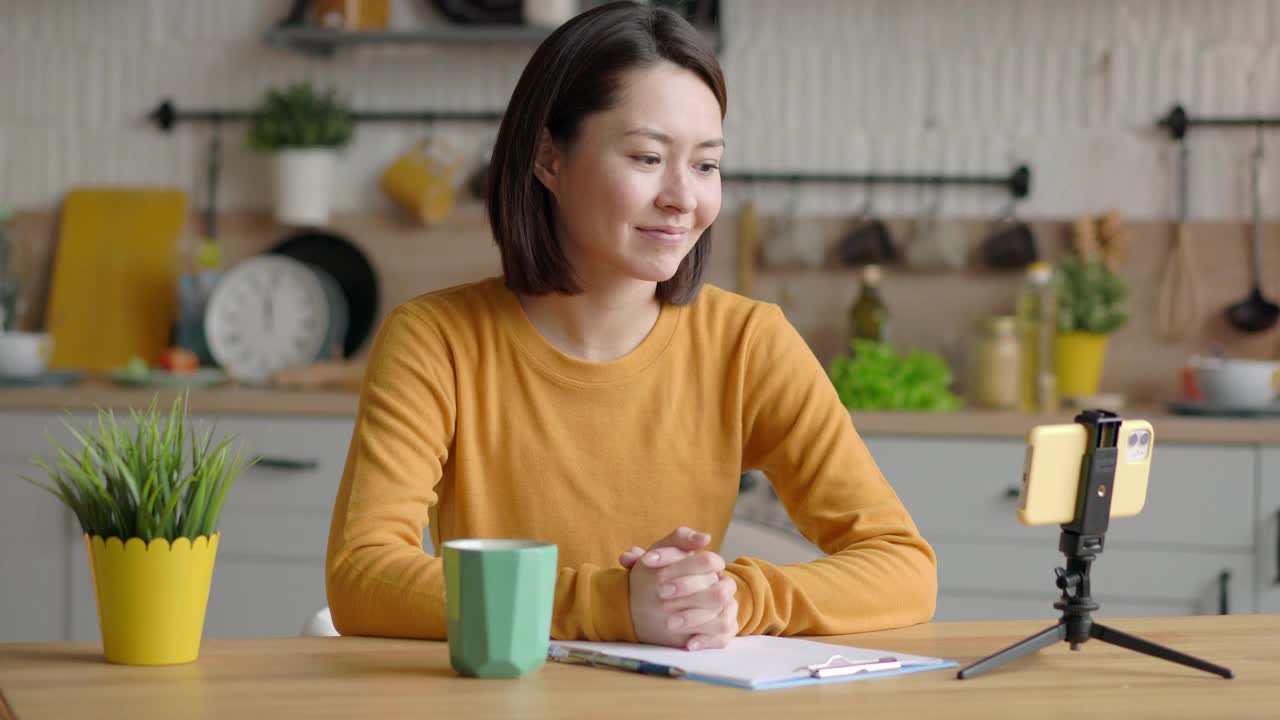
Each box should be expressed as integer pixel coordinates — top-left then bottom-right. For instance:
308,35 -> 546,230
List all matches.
957,410 -> 1233,680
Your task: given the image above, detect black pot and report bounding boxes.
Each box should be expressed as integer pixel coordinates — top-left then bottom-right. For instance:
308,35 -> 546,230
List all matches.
268,230 -> 380,358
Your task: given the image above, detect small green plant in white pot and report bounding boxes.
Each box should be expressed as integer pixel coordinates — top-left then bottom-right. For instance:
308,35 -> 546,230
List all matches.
20,394 -> 252,665
247,83 -> 354,226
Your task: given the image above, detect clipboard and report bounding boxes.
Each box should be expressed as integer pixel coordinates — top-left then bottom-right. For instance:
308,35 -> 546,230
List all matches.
550,635 -> 957,691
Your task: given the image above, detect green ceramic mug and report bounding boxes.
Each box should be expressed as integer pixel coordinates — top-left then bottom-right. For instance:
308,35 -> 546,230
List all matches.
442,539 -> 558,678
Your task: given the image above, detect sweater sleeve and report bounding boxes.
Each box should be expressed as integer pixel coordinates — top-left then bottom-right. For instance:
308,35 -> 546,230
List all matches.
726,305 -> 938,636
325,304 -> 636,641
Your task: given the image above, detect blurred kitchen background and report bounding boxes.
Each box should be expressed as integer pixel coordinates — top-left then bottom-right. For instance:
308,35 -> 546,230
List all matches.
3,1 -> 1280,641
2,0 -> 1279,401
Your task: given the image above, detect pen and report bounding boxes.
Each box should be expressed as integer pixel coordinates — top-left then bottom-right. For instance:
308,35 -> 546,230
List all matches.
547,646 -> 687,678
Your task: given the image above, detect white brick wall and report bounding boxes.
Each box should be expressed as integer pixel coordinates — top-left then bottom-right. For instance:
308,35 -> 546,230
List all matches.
2,0 -> 1279,220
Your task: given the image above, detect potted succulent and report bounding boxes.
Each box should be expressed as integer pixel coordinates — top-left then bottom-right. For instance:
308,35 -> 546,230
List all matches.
247,82 -> 354,226
1055,254 -> 1130,399
20,394 -> 251,665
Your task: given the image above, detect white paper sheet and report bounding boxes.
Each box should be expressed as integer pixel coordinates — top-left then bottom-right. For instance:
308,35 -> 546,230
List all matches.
551,635 -> 955,690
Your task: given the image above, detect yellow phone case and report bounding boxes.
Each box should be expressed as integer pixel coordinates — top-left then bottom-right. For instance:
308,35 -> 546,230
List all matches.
1017,420 -> 1154,526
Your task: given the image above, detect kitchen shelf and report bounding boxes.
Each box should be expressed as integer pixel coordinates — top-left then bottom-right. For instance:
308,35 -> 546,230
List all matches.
266,23 -> 721,56
265,0 -> 721,57
264,26 -> 554,55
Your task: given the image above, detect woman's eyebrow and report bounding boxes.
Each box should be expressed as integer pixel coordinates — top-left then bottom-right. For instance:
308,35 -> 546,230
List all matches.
623,127 -> 725,149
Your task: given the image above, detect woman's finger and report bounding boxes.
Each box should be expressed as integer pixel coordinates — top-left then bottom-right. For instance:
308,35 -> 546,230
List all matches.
640,547 -> 694,568
662,576 -> 736,612
656,572 -> 720,602
647,526 -> 713,554
653,550 -> 725,582
684,598 -> 739,652
664,604 -> 720,632
618,546 -> 646,568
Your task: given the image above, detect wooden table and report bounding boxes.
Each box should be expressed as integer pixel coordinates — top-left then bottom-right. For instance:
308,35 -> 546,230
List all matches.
2,615 -> 1276,719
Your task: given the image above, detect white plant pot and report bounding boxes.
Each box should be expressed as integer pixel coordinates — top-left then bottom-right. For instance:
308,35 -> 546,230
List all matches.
274,149 -> 337,226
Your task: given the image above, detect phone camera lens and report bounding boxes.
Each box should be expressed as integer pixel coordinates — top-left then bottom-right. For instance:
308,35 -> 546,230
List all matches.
1139,432 -> 1150,446
1128,434 -> 1138,447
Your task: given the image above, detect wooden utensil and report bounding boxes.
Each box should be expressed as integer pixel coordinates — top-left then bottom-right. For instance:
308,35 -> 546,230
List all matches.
736,200 -> 758,296
1158,139 -> 1202,341
271,360 -> 366,391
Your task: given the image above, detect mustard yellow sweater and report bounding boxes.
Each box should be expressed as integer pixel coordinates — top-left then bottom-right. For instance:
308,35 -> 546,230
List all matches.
326,277 -> 937,641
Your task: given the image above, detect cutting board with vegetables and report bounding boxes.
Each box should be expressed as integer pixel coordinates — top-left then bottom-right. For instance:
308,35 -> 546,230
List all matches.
46,189 -> 188,371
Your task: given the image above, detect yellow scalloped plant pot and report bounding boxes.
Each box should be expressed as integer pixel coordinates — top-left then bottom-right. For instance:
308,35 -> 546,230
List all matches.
1054,332 -> 1110,399
85,533 -> 219,665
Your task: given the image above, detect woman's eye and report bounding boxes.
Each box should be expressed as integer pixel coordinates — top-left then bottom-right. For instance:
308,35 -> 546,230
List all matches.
697,162 -> 721,175
634,155 -> 661,167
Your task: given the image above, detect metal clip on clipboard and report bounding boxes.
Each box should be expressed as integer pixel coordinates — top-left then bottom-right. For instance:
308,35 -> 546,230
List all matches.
802,655 -> 902,678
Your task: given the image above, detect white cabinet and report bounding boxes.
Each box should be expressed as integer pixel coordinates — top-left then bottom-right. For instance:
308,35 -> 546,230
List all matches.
864,435 -> 1256,621
733,434 -> 1261,623
0,463 -> 71,643
0,412 -> 86,644
1258,448 -> 1280,613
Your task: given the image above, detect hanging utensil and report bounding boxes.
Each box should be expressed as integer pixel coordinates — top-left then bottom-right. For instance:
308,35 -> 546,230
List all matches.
1226,126 -> 1279,333
1158,136 -> 1202,340
174,130 -> 225,365
838,180 -> 895,266
735,184 -> 759,297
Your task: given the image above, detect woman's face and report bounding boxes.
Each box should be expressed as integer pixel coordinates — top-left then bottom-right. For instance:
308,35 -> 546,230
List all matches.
535,61 -> 724,290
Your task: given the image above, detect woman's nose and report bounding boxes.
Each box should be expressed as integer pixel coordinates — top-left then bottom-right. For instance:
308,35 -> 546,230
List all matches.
656,168 -> 696,214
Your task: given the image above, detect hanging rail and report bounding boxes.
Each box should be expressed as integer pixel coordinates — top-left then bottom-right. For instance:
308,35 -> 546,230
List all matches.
1158,104 -> 1280,140
721,165 -> 1031,200
148,98 -> 1032,199
147,99 -> 501,132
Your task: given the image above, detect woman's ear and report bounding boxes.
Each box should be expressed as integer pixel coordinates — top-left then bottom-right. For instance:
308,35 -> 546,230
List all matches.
532,128 -> 561,194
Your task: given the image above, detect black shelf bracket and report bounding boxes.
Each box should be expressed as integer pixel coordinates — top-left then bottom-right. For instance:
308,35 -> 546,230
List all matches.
147,99 -> 502,132
1158,103 -> 1280,140
721,164 -> 1031,200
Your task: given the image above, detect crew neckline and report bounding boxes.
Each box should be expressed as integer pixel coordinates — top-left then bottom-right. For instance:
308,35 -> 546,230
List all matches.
491,277 -> 681,385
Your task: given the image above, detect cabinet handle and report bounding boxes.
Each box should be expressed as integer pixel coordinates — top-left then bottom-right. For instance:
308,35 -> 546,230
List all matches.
253,455 -> 319,471
1218,570 -> 1230,616
1275,508 -> 1280,585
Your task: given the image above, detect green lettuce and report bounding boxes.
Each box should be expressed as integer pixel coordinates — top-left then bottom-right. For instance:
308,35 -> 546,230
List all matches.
827,339 -> 961,412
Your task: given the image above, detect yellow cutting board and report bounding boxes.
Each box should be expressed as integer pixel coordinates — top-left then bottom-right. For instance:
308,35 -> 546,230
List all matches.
46,189 -> 188,371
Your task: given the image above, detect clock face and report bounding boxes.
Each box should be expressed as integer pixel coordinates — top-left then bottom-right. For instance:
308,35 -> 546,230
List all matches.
205,256 -> 332,384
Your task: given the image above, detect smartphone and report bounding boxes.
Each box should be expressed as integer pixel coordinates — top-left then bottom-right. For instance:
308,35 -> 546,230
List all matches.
1017,420 -> 1154,526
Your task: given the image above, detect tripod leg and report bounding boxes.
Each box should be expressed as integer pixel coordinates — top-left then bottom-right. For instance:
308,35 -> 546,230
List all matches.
957,623 -> 1066,679
1090,623 -> 1233,679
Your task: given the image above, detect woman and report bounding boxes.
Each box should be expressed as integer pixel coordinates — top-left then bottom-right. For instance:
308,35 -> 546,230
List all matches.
327,0 -> 936,652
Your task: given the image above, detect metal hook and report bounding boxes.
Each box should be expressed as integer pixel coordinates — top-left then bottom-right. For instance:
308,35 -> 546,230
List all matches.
855,178 -> 876,219
923,178 -> 944,215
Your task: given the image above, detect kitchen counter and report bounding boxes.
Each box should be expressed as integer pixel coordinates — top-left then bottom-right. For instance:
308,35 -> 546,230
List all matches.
1,615 -> 1276,719
0,381 -> 1278,443
849,406 -> 1280,445
0,380 -> 359,417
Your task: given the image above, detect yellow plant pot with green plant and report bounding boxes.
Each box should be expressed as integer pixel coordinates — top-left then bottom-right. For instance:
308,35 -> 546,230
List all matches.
21,395 -> 251,665
1054,256 -> 1129,399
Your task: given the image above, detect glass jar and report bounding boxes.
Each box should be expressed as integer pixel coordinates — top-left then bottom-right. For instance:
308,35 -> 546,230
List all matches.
973,316 -> 1021,409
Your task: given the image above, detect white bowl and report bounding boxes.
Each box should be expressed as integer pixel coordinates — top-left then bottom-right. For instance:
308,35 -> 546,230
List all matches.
1191,356 -> 1280,409
0,332 -> 52,377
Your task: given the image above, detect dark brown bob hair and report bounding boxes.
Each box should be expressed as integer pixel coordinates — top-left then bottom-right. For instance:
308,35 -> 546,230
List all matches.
486,1 -> 726,305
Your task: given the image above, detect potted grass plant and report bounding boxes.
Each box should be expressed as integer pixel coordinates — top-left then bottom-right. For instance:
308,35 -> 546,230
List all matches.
20,394 -> 251,665
247,82 -> 354,226
1055,254 -> 1130,399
